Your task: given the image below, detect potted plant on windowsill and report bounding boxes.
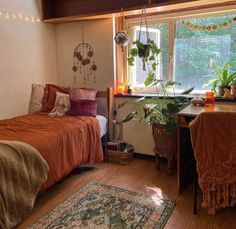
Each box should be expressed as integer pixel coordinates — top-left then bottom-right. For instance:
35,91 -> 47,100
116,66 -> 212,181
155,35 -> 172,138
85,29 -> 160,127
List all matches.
203,62 -> 236,97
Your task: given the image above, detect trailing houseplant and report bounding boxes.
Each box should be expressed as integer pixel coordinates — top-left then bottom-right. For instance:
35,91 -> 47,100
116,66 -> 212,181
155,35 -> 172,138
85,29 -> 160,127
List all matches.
203,62 -> 236,97
127,7 -> 161,72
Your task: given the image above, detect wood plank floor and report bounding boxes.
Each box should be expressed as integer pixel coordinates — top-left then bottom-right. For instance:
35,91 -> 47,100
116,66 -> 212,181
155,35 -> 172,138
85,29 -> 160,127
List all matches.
19,158 -> 236,229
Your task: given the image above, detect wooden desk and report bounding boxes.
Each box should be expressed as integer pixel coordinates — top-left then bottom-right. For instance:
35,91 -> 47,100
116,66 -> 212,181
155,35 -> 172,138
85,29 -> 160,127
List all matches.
177,103 -> 236,193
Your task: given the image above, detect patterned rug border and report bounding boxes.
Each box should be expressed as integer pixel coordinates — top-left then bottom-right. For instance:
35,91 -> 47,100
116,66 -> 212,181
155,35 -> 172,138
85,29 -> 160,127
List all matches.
30,182 -> 175,229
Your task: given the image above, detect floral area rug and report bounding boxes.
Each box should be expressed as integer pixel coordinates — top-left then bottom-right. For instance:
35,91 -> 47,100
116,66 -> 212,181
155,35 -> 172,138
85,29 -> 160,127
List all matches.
29,182 -> 175,229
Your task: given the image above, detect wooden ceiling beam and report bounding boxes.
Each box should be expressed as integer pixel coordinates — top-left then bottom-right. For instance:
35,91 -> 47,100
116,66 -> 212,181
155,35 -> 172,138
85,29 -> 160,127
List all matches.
41,0 -> 198,23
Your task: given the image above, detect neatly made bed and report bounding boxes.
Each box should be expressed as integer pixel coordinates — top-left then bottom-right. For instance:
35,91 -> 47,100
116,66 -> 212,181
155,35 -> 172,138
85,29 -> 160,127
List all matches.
0,113 -> 103,191
0,87 -> 114,228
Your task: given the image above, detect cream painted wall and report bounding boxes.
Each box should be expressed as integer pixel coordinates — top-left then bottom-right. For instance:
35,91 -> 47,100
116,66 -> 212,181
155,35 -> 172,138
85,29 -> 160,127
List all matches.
0,0 -> 57,119
115,97 -> 155,155
55,19 -> 115,90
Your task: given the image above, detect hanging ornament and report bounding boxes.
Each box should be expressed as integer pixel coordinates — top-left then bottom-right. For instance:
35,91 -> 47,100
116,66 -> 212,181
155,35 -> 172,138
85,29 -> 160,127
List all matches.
114,8 -> 130,52
72,26 -> 98,85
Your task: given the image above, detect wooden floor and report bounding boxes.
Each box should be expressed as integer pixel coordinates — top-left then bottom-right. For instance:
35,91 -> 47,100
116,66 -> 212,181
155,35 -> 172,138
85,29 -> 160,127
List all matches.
19,158 -> 236,229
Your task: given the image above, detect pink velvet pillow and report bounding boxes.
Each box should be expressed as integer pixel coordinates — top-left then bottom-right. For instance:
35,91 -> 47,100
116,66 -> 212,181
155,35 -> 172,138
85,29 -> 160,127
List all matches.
69,100 -> 97,117
69,88 -> 97,101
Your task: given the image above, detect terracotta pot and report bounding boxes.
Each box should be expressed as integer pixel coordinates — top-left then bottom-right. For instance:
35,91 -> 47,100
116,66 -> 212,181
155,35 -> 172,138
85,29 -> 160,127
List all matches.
217,85 -> 231,97
231,84 -> 236,98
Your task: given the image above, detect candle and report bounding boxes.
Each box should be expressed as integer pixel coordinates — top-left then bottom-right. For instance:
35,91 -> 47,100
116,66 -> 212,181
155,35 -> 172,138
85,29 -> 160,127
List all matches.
205,91 -> 215,104
117,84 -> 125,94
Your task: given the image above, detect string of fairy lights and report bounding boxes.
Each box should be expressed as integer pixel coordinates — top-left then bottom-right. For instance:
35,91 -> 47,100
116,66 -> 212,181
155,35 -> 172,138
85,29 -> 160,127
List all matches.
0,10 -> 41,23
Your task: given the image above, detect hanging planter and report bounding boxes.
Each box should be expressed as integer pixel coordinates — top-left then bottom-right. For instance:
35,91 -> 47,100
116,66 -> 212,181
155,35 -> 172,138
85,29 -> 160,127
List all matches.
114,8 -> 130,52
127,7 -> 161,74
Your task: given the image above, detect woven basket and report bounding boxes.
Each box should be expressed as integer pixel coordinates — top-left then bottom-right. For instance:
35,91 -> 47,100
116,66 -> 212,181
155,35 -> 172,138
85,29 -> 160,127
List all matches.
104,146 -> 134,165
152,123 -> 177,157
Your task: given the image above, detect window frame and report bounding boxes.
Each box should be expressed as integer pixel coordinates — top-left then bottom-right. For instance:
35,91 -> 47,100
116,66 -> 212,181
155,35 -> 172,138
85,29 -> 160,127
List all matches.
124,8 -> 236,95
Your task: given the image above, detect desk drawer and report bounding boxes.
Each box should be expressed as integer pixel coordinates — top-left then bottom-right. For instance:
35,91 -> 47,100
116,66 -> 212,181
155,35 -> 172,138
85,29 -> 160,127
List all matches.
179,116 -> 195,127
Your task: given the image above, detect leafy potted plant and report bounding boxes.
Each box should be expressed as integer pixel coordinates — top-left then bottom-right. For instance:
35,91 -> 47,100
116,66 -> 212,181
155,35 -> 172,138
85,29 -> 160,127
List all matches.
118,80 -> 193,175
203,62 -> 236,97
231,79 -> 236,98
127,8 -> 161,72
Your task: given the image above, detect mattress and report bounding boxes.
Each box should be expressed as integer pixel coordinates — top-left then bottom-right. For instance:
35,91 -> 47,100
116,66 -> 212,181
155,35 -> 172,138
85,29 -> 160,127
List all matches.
96,115 -> 107,137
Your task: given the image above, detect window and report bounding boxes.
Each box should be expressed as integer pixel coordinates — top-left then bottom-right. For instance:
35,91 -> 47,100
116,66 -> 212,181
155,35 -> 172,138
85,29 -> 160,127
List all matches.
128,22 -> 169,90
174,14 -> 236,91
126,12 -> 236,94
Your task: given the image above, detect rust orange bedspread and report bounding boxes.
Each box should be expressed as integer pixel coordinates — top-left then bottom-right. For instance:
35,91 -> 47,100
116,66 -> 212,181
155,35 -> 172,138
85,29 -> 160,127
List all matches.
0,113 -> 103,191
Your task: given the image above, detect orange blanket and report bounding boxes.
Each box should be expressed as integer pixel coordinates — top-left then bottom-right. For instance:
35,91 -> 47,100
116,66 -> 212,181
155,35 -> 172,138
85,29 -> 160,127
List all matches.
190,112 -> 236,214
0,113 -> 103,191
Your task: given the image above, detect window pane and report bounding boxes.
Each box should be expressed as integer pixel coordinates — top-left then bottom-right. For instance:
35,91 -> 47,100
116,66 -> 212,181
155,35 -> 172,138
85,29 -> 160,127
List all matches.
129,22 -> 169,87
174,14 -> 236,91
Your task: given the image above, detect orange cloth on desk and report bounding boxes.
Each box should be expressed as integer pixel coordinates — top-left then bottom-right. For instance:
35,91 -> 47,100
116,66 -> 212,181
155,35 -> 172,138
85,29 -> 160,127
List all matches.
0,113 -> 103,191
190,112 -> 236,215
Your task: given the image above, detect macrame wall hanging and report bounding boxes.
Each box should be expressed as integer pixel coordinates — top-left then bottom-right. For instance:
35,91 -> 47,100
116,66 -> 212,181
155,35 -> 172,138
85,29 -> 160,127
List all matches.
72,26 -> 97,85
181,16 -> 236,31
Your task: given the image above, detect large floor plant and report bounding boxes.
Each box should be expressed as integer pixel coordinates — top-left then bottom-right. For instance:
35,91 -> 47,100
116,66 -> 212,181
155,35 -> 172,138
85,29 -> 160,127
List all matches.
118,80 -> 193,175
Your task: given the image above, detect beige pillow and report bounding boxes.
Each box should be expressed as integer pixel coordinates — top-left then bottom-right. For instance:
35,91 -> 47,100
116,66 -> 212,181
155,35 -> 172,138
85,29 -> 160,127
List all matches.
29,84 -> 45,113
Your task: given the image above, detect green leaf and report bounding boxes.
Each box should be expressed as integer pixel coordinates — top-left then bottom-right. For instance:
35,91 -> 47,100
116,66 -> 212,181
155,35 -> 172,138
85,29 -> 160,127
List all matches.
130,48 -> 138,56
181,86 -> 195,94
152,62 -> 157,71
149,55 -> 155,61
144,72 -> 155,87
167,103 -> 179,113
117,101 -> 128,109
121,111 -> 137,123
165,121 -> 177,133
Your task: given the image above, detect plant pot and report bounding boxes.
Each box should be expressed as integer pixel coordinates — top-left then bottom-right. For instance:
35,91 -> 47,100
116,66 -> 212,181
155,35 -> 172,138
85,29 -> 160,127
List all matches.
231,84 -> 236,98
138,44 -> 150,58
152,123 -> 177,175
218,85 -> 231,97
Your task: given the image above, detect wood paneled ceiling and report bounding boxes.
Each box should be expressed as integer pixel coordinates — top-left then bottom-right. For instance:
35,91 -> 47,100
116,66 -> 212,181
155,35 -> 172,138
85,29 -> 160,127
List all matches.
41,0 -> 236,23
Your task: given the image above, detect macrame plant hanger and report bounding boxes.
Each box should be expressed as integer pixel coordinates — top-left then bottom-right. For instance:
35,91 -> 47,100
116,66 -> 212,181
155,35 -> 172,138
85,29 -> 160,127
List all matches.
138,7 -> 150,71
72,26 -> 97,86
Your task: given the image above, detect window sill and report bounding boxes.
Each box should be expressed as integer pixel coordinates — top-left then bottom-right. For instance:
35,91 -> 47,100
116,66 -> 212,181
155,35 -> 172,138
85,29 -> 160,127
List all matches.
115,93 -> 236,103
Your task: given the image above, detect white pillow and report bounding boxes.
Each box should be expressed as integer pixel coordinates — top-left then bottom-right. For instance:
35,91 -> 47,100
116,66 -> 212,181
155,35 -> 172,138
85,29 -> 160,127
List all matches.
29,84 -> 45,113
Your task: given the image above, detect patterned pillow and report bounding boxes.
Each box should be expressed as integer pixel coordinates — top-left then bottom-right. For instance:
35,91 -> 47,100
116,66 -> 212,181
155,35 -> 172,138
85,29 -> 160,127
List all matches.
69,100 -> 97,117
29,84 -> 45,113
41,84 -> 69,112
69,88 -> 97,101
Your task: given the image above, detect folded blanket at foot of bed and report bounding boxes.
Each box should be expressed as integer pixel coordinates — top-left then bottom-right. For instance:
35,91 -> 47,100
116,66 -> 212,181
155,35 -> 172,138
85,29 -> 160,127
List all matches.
0,140 -> 49,229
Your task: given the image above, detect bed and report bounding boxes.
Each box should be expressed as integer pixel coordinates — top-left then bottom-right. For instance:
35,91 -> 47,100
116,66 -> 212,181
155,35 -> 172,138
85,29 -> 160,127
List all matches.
0,87 -> 114,228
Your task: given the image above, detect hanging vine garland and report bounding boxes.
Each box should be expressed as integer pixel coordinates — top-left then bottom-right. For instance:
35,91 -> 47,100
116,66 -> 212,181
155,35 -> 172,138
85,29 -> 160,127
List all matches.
72,26 -> 97,85
181,16 -> 236,31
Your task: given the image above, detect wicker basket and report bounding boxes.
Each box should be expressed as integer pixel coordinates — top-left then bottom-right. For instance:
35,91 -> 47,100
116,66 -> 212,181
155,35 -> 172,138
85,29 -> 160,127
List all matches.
104,145 -> 134,165
152,123 -> 177,157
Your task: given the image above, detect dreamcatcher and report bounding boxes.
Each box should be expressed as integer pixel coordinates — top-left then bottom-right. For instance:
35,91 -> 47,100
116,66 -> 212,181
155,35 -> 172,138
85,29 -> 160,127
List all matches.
72,26 -> 97,85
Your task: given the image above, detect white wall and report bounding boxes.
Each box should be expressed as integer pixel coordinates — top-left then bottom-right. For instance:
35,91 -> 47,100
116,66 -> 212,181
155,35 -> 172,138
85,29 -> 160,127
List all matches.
0,0 -> 57,119
55,19 -> 115,90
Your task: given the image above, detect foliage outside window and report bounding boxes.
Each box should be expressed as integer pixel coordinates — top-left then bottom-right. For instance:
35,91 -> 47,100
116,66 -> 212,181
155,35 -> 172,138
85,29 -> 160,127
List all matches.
127,13 -> 236,94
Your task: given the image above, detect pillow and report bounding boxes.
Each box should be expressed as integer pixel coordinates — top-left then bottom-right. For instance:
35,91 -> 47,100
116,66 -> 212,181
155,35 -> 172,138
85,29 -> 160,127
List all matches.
41,84 -> 69,112
69,88 -> 97,101
29,84 -> 45,113
70,100 -> 97,117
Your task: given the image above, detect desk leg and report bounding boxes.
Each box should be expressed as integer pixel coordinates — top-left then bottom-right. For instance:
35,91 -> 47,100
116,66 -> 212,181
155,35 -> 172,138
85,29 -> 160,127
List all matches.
178,125 -> 196,193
